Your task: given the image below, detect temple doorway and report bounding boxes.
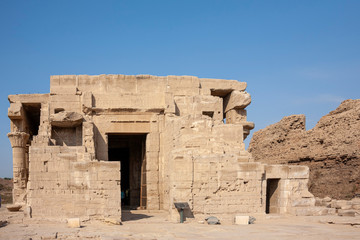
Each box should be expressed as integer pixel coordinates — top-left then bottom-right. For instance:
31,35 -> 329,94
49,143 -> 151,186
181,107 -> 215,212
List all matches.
266,178 -> 280,214
108,134 -> 147,209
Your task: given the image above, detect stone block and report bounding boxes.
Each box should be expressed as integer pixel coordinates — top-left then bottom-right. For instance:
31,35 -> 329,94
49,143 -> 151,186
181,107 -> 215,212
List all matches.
50,75 -> 60,87
98,171 -> 120,181
295,206 -> 336,216
8,103 -> 23,119
351,199 -> 360,210
331,200 -> 352,209
146,170 -> 160,181
146,133 -> 160,149
235,215 -> 249,225
265,164 -> 289,179
67,218 -> 80,228
212,124 -> 244,145
288,165 -> 309,179
239,162 -> 264,172
29,161 -> 46,172
291,197 -> 315,207
105,75 -> 137,93
237,171 -> 262,180
104,217 -> 121,225
51,76 -> 77,94
194,95 -> 223,121
168,76 -> 199,96
50,86 -> 77,95
200,78 -> 247,96
137,75 -> 167,93
224,90 -> 251,113
226,109 -> 247,124
59,75 -> 77,86
82,91 -> 93,109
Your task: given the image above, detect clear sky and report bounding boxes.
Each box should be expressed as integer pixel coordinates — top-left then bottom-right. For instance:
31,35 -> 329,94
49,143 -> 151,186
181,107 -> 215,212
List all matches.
0,1 -> 359,177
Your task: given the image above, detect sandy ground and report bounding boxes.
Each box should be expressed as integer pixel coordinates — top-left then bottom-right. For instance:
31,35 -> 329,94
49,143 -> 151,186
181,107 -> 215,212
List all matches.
0,205 -> 359,240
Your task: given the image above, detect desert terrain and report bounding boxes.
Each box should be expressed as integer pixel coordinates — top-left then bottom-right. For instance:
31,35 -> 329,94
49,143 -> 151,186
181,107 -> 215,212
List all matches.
0,205 -> 359,240
0,178 -> 12,204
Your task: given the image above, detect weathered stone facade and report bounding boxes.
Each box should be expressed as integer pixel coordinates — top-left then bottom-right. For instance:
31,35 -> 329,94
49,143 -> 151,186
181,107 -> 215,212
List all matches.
8,74 -> 314,223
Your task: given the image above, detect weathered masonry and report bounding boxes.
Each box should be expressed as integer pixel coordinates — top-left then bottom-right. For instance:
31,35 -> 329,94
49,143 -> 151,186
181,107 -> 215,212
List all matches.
8,75 -> 315,223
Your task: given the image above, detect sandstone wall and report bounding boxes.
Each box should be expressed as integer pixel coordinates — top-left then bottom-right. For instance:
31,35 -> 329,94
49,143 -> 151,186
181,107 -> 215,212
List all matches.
248,99 -> 360,199
27,146 -> 121,221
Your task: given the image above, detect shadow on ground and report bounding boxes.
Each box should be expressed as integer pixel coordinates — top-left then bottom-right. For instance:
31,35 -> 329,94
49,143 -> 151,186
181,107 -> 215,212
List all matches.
121,211 -> 153,222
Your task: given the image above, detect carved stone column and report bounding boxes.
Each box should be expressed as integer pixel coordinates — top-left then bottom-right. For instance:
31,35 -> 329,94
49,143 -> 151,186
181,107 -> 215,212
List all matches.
8,132 -> 30,204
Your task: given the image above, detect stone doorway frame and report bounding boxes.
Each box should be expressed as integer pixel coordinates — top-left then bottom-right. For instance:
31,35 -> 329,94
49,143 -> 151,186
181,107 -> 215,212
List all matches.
103,114 -> 161,211
266,178 -> 281,214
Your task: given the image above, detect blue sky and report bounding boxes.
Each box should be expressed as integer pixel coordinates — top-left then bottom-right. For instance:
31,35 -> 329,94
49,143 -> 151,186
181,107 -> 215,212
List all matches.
0,1 -> 359,177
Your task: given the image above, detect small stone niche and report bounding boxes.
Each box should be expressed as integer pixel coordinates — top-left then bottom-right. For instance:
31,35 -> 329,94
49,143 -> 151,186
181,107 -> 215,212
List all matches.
50,111 -> 83,146
202,111 -> 214,118
51,126 -> 82,146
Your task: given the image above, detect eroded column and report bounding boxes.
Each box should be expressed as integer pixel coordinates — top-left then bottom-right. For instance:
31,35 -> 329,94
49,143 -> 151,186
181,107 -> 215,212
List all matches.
8,132 -> 30,205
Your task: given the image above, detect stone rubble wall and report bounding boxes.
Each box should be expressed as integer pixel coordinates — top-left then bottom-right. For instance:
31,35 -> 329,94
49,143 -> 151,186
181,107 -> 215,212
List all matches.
248,99 -> 360,199
315,197 -> 360,217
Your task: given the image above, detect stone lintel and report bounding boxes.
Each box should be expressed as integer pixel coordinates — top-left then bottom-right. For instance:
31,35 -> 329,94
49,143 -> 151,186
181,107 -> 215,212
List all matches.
90,107 -> 165,114
8,94 -> 49,104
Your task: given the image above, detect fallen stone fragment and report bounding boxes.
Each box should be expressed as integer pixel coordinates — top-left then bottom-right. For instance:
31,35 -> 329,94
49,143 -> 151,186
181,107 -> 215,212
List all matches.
235,215 -> 249,225
205,216 -> 220,225
295,206 -> 336,216
40,232 -> 58,240
249,216 -> 256,224
338,210 -> 357,217
0,220 -> 8,228
67,218 -> 80,228
104,217 -> 121,225
50,111 -> 83,127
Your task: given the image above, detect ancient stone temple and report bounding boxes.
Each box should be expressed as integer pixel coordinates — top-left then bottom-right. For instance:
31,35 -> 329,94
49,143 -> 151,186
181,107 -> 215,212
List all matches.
8,75 -> 314,223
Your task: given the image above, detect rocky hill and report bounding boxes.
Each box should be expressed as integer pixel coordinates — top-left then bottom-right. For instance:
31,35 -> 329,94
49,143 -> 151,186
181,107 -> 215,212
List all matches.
248,99 -> 360,200
0,178 -> 13,204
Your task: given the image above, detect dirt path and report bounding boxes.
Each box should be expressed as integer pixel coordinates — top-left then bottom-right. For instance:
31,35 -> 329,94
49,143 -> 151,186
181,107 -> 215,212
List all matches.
0,205 -> 359,240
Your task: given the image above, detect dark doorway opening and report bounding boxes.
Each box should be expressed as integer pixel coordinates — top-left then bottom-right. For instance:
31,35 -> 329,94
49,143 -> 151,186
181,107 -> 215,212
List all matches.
210,90 -> 232,124
266,178 -> 280,214
108,134 -> 147,210
22,103 -> 41,140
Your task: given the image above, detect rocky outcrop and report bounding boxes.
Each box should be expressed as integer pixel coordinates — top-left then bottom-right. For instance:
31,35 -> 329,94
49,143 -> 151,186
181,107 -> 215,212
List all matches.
249,99 -> 360,200
0,178 -> 13,204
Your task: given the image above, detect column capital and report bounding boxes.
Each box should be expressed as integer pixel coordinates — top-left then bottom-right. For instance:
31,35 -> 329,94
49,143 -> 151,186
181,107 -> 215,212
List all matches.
7,132 -> 30,148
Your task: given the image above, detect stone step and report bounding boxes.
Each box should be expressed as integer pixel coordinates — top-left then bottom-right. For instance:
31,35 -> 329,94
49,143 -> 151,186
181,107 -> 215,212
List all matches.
295,206 -> 336,216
